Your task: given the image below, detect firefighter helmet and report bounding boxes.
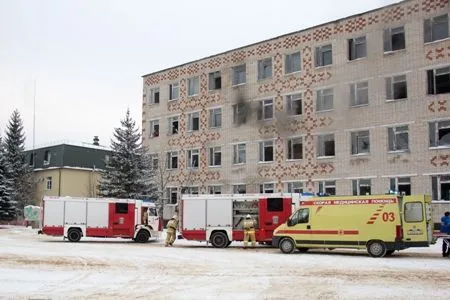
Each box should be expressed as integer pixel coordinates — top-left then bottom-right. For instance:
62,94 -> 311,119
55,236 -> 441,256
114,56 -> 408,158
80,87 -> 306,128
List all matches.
246,214 -> 251,219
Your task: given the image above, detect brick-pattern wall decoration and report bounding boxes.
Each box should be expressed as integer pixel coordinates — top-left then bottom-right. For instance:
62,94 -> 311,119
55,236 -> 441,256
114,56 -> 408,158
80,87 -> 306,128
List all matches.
257,46 -> 334,192
425,45 -> 450,61
430,154 -> 450,167
143,0 -> 449,87
428,98 -> 448,112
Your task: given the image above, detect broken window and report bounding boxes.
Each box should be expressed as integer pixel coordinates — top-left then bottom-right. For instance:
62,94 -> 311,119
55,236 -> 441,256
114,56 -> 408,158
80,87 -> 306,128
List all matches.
209,146 -> 221,167
209,107 -> 222,128
318,180 -> 336,195
383,26 -> 405,52
187,76 -> 199,96
390,177 -> 411,196
260,183 -> 274,193
432,175 -> 450,200
187,112 -> 200,131
149,87 -> 160,104
232,64 -> 246,85
169,83 -> 179,100
259,140 -> 274,162
388,125 -> 409,151
149,120 -> 159,138
352,179 -> 371,196
429,120 -> 450,147
187,149 -> 199,168
233,102 -> 248,125
43,150 -> 51,165
351,130 -> 370,155
166,151 -> 178,169
386,75 -> 408,100
208,186 -> 221,194
287,137 -> 303,160
258,57 -> 272,80
233,184 -> 246,194
424,14 -> 449,43
258,99 -> 273,120
348,36 -> 366,60
286,182 -> 303,194
286,93 -> 302,115
315,44 -> 332,67
350,81 -> 369,106
285,51 -> 301,74
168,116 -> 179,135
427,66 -> 450,95
208,71 -> 221,90
166,187 -> 178,204
233,143 -> 246,164
316,88 -> 333,111
317,134 -> 335,157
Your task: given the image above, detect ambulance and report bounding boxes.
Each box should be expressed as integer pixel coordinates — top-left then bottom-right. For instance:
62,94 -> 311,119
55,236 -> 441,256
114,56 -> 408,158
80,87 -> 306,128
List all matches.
272,194 -> 434,257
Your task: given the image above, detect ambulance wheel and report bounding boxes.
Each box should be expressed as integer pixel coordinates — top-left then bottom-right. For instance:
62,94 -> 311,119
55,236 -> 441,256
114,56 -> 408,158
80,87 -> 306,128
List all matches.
279,238 -> 295,254
67,228 -> 82,242
210,232 -> 228,248
135,230 -> 150,243
367,240 -> 387,257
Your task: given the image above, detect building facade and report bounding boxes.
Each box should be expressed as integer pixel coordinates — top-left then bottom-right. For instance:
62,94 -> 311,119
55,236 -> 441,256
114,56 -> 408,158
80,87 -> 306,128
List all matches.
25,140 -> 111,203
142,0 -> 450,204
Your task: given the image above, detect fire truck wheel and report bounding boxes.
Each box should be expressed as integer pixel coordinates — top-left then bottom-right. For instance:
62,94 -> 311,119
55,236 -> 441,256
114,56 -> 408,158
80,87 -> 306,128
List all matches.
67,228 -> 82,242
226,241 -> 232,247
279,238 -> 295,254
367,240 -> 387,257
210,232 -> 228,248
135,230 -> 150,243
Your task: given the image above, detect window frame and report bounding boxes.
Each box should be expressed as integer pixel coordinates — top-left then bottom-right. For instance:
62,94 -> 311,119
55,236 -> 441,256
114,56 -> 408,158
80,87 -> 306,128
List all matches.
46,176 -> 52,190
257,57 -> 273,80
348,36 -> 367,60
383,26 -> 406,52
286,181 -> 304,194
187,111 -> 200,132
317,133 -> 335,157
315,44 -> 333,67
258,99 -> 274,120
350,81 -> 369,106
233,143 -> 246,165
208,185 -> 222,194
316,88 -> 334,112
427,66 -> 450,95
233,184 -> 247,194
149,87 -> 160,104
286,93 -> 303,116
209,107 -> 222,128
424,14 -> 449,43
318,180 -> 336,195
260,183 -> 275,193
429,120 -> 450,148
390,177 -> 411,196
166,187 -> 178,204
209,146 -> 222,167
187,76 -> 200,97
386,74 -> 408,100
186,149 -> 200,169
208,71 -> 222,91
169,82 -> 179,101
351,130 -> 370,155
388,125 -> 409,152
432,174 -> 450,201
166,151 -> 178,170
285,51 -> 301,74
232,64 -> 246,86
168,115 -> 179,135
149,120 -> 160,138
352,179 -> 372,196
259,140 -> 274,162
287,136 -> 303,160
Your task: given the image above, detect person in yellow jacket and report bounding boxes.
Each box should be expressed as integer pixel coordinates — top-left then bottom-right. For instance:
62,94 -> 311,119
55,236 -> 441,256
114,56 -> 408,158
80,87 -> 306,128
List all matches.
243,214 -> 256,248
165,215 -> 178,247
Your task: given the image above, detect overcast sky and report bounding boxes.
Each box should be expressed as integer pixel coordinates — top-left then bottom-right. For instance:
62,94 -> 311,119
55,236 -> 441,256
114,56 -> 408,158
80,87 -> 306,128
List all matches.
0,0 -> 398,149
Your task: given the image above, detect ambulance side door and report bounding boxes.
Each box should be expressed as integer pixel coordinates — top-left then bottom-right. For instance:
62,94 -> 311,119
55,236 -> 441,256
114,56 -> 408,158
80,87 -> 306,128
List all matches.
288,208 -> 311,246
402,196 -> 427,244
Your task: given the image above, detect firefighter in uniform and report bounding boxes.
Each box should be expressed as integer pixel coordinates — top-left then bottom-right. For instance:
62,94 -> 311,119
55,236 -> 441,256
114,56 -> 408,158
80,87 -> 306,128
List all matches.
243,214 -> 256,248
165,215 -> 178,247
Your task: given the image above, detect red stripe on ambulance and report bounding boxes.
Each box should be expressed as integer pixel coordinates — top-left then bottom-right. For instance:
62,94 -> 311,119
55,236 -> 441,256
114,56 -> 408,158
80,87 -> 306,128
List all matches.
277,229 -> 359,235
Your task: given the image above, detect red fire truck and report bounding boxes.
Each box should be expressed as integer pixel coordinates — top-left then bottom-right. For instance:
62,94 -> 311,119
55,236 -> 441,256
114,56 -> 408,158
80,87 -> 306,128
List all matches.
179,194 -> 298,248
39,196 -> 161,243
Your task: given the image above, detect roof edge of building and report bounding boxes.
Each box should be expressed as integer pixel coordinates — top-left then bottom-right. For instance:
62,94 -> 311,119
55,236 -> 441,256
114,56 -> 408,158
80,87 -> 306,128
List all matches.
142,0 -> 407,78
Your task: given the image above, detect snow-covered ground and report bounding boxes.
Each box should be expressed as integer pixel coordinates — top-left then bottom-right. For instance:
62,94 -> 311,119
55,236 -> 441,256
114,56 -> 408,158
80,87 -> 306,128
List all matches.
0,226 -> 449,300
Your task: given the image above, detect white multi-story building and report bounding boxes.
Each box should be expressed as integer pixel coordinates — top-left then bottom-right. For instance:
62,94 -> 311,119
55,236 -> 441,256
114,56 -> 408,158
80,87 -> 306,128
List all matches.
142,0 -> 450,206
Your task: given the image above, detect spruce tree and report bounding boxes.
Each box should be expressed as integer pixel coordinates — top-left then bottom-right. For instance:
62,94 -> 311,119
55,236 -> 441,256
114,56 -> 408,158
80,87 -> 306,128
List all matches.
4,110 -> 33,217
99,109 -> 157,199
0,135 -> 16,221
